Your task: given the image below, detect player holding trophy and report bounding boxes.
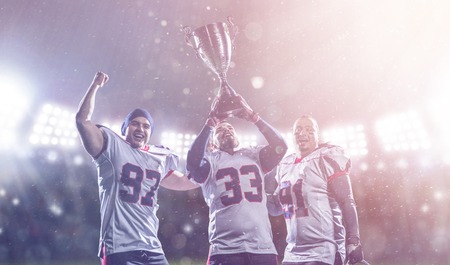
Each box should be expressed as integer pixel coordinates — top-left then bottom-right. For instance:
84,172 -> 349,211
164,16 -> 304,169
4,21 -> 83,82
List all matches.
185,17 -> 288,265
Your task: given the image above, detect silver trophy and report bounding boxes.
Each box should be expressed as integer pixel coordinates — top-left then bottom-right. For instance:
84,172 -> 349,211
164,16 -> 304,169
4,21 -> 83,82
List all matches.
184,17 -> 242,119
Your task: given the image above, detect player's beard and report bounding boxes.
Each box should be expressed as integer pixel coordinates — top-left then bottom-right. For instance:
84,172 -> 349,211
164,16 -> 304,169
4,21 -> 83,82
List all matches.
220,135 -> 238,150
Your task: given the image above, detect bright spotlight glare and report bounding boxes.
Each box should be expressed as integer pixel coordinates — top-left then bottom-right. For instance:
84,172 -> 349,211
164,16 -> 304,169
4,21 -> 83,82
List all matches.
29,103 -> 79,149
161,131 -> 196,162
322,124 -> 367,157
0,71 -> 33,150
0,131 -> 17,151
376,110 -> 430,152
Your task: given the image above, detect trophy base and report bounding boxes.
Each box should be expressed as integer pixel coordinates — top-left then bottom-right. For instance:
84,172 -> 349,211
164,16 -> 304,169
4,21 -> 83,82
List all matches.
214,95 -> 243,119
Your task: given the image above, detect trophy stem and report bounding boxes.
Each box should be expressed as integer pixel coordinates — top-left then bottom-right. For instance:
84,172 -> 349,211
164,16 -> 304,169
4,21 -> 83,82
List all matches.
219,76 -> 238,97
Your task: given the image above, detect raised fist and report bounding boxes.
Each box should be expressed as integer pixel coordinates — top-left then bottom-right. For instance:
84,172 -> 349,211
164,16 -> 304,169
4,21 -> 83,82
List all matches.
92,72 -> 109,87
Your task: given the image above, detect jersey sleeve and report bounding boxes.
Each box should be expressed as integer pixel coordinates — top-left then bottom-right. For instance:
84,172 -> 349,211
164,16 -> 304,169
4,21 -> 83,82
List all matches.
165,152 -> 179,177
320,145 -> 352,182
93,126 -> 117,164
150,145 -> 180,179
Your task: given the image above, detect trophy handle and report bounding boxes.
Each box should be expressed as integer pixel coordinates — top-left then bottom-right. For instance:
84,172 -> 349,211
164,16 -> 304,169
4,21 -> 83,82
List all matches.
226,16 -> 238,50
183,26 -> 201,58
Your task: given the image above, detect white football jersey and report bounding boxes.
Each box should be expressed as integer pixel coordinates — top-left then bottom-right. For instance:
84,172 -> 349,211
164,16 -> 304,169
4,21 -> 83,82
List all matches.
192,146 -> 277,256
275,144 -> 350,264
94,127 -> 179,257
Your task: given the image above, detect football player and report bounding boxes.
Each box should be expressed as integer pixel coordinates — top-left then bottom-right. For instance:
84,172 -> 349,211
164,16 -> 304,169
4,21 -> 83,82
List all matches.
267,115 -> 366,265
186,95 -> 288,265
76,72 -> 197,265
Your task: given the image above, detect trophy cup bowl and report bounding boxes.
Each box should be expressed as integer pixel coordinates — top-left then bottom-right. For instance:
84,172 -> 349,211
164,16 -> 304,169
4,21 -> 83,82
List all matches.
184,17 -> 242,119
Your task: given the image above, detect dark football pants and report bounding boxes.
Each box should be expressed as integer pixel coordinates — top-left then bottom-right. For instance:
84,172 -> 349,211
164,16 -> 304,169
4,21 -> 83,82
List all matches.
102,250 -> 169,265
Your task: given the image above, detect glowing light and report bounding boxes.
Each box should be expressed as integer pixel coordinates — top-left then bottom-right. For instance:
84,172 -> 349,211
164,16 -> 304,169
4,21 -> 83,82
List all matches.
359,162 -> 369,171
239,134 -> 258,148
434,191 -> 444,201
182,224 -> 193,234
322,124 -> 368,156
73,155 -> 84,166
29,103 -> 79,148
375,161 -> 386,170
0,71 -> 32,150
161,132 -> 196,161
395,158 -> 409,169
250,76 -> 264,89
375,110 -> 430,152
420,204 -> 430,213
49,203 -> 63,216
12,197 -> 20,206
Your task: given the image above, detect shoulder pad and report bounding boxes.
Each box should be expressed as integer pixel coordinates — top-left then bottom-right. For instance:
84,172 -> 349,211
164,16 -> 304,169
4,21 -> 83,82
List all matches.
320,143 -> 346,156
320,144 -> 351,175
148,145 -> 174,155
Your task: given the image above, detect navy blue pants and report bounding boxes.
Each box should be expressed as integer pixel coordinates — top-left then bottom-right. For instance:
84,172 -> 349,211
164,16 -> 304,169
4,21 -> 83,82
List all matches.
102,250 -> 168,265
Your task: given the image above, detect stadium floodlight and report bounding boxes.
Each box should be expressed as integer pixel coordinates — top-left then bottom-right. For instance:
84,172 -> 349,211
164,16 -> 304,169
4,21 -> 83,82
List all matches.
29,103 -> 78,148
161,132 -> 197,161
322,124 -> 368,157
160,131 -> 261,162
375,110 -> 430,152
239,134 -> 258,148
0,72 -> 32,151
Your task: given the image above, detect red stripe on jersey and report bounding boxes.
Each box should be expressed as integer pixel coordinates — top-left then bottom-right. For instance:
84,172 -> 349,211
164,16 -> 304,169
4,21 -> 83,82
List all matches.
327,170 -> 348,182
165,170 -> 174,178
140,145 -> 150,152
294,156 -> 303,164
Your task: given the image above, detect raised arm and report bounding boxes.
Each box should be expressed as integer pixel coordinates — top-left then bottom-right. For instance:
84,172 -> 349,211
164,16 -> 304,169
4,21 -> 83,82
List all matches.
234,95 -> 287,173
75,72 -> 109,157
186,123 -> 214,183
255,119 -> 288,173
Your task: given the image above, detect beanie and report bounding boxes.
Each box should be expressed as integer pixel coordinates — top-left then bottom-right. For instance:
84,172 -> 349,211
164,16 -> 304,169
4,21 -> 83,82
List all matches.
121,108 -> 154,136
